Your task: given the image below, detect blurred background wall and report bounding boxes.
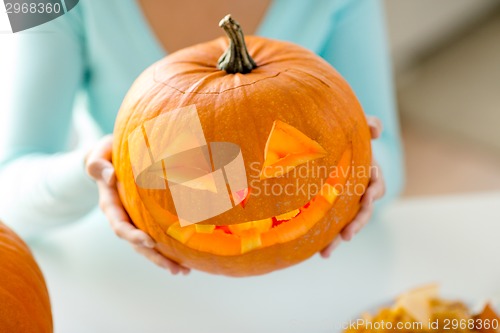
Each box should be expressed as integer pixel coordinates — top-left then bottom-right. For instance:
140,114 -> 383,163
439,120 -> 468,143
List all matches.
1,0 -> 499,198
385,0 -> 500,196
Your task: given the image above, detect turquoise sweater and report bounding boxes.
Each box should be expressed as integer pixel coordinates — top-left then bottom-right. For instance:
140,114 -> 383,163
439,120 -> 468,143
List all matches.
0,0 -> 404,238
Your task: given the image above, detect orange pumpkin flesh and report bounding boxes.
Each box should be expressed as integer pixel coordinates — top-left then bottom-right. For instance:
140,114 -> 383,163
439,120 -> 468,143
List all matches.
0,222 -> 53,332
113,15 -> 371,276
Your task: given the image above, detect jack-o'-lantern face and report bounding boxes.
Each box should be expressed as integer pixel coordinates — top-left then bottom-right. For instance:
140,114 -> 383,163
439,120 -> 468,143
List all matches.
113,16 -> 371,276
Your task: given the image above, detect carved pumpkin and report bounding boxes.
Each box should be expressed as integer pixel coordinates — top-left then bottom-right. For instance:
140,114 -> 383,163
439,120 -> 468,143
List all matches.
0,222 -> 53,332
113,15 -> 371,276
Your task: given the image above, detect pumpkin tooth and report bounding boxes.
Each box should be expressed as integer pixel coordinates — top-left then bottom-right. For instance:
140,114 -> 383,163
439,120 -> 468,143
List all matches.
167,222 -> 196,243
320,183 -> 340,204
228,221 -> 254,235
275,209 -> 300,221
228,218 -> 273,235
251,218 -> 273,233
240,229 -> 262,254
195,224 -> 216,234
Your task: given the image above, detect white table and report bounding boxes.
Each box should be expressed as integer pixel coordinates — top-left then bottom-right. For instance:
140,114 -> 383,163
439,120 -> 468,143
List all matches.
31,192 -> 500,333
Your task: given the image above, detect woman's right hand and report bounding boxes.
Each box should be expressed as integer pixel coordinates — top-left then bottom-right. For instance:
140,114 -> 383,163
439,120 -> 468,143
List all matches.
85,135 -> 190,275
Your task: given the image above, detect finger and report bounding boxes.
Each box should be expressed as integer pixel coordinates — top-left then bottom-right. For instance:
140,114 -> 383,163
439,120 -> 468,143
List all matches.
360,180 -> 382,207
87,159 -> 114,183
97,182 -> 155,248
320,236 -> 342,259
366,117 -> 383,140
133,245 -> 191,275
86,136 -> 115,184
360,161 -> 385,207
112,220 -> 155,248
363,177 -> 386,209
370,160 -> 381,182
340,204 -> 374,241
362,177 -> 386,206
97,181 -> 128,221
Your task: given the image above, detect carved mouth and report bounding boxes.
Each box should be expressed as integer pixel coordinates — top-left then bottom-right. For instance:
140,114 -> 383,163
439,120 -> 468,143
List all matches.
166,149 -> 352,256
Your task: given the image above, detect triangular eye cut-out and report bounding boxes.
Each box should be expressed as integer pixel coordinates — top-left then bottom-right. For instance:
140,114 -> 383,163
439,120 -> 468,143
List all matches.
260,120 -> 327,179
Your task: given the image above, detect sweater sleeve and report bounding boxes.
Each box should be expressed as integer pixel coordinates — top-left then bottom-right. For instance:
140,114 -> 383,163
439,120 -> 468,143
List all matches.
320,0 -> 405,205
0,7 -> 98,239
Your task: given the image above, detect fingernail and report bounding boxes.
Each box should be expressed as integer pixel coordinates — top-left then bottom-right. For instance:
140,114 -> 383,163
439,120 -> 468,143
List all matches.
102,168 -> 114,185
143,240 -> 155,248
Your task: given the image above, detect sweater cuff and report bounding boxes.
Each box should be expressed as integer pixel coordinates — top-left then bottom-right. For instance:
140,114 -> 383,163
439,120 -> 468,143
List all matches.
46,149 -> 98,211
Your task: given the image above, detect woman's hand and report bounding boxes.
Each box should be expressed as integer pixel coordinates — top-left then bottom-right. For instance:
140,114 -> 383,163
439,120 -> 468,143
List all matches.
320,117 -> 386,258
85,135 -> 190,275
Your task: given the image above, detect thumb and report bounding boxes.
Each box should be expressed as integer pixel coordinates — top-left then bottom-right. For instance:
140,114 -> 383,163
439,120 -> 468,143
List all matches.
85,135 -> 115,184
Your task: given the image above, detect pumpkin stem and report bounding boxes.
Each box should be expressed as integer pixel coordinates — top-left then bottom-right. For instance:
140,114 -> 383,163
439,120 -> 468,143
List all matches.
218,14 -> 257,74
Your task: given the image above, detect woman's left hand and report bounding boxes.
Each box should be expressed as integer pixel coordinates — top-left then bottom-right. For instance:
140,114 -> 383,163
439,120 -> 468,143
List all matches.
320,116 -> 386,258
86,135 -> 191,275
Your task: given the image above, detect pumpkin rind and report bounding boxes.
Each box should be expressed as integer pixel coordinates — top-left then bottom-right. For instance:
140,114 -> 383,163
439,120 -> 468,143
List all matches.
0,222 -> 53,332
113,27 -> 371,276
